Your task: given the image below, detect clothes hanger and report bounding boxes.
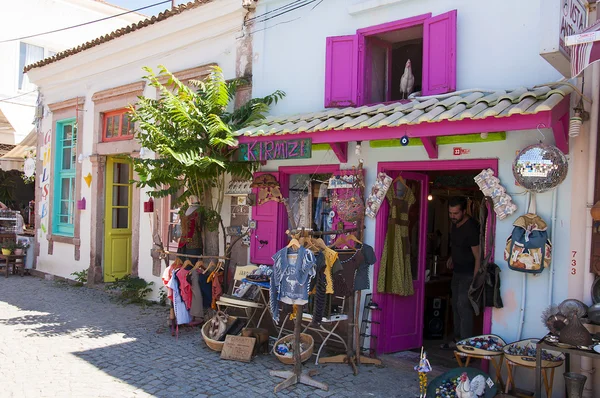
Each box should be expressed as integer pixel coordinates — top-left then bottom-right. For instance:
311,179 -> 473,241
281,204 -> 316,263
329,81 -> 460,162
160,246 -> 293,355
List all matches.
203,260 -> 216,275
286,234 -> 301,250
329,234 -> 357,251
190,260 -> 204,273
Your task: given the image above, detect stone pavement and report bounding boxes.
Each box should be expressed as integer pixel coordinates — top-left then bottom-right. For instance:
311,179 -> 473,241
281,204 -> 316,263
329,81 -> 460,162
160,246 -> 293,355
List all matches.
0,276 -> 422,398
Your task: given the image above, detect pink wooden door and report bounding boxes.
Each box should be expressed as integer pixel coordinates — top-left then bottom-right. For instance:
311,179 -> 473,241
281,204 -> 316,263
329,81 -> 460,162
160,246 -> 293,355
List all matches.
374,171 -> 429,353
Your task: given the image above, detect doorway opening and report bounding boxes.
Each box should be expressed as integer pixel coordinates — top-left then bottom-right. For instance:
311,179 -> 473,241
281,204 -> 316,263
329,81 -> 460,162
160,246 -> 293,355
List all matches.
372,159 -> 496,362
421,169 -> 486,367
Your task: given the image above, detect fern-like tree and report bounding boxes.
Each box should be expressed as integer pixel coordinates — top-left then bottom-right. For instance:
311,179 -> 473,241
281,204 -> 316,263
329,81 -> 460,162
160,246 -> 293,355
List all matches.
130,65 -> 284,256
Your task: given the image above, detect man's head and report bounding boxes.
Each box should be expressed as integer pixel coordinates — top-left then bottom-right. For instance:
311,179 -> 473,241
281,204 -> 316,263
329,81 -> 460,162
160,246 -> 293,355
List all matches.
448,196 -> 468,224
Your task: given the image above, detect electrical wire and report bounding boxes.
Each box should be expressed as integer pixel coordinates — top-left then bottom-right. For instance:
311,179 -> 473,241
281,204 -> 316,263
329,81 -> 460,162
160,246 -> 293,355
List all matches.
0,90 -> 37,104
245,0 -> 323,36
245,0 -> 310,24
246,0 -> 319,26
0,0 -> 172,43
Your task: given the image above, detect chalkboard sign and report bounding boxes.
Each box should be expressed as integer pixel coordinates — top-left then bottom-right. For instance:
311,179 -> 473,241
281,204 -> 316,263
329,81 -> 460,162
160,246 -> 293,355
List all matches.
220,335 -> 256,363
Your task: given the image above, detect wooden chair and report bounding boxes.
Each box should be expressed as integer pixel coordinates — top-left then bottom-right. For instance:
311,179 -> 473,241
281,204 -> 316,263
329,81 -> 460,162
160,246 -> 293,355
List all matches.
216,265 -> 265,327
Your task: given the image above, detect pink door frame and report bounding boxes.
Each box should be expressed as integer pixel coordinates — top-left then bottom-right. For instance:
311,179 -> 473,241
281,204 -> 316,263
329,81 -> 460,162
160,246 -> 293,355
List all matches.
372,158 -> 498,354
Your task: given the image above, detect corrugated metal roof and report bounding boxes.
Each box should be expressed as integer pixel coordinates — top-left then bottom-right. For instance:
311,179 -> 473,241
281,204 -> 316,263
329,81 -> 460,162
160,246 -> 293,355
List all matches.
24,0 -> 214,73
234,84 -> 573,138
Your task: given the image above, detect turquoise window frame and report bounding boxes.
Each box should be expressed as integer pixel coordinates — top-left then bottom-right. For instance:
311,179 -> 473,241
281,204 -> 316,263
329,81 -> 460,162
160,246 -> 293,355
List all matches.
52,118 -> 77,237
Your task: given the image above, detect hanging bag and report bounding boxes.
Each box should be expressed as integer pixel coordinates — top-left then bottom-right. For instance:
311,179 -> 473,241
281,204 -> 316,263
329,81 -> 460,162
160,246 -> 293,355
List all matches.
503,195 -> 552,274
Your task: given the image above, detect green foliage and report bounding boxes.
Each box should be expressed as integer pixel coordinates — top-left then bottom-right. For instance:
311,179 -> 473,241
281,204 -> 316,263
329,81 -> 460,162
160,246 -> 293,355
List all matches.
158,286 -> 168,307
129,65 -> 285,220
105,275 -> 154,304
70,269 -> 88,287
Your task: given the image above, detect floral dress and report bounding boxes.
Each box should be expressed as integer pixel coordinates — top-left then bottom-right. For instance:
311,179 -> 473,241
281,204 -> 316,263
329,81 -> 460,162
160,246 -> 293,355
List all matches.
377,180 -> 415,296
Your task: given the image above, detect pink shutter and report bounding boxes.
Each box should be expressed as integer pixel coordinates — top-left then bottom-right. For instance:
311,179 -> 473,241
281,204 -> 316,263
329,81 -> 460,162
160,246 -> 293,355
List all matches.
250,172 -> 279,265
422,10 -> 457,96
324,35 -> 359,108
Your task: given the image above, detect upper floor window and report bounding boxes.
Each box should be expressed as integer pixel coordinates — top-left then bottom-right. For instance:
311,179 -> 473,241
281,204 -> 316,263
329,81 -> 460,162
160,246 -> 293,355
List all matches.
18,42 -> 52,91
53,119 -> 77,236
325,10 -> 457,107
102,109 -> 135,142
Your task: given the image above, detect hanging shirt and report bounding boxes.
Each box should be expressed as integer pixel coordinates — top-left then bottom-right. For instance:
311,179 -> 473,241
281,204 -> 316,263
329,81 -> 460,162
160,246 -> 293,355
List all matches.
450,217 -> 480,275
168,270 -> 192,325
269,246 -> 316,324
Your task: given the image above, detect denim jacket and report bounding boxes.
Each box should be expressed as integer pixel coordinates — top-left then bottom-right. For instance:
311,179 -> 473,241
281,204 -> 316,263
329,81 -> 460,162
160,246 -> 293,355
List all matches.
269,246 -> 316,324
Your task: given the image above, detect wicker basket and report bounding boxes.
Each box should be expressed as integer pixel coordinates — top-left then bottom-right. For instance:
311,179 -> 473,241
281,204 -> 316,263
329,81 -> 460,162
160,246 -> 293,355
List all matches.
503,338 -> 564,368
273,333 -> 314,365
201,315 -> 238,352
456,334 -> 506,356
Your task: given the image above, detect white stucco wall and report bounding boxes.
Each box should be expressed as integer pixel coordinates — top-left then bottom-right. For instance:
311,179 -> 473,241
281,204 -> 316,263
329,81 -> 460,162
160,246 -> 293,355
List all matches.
251,0 -> 563,116
29,0 -> 245,292
260,129 -> 572,341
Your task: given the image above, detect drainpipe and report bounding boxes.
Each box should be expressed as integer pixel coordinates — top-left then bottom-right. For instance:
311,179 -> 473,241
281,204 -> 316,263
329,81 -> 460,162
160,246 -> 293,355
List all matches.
581,60 -> 600,398
547,188 -> 558,306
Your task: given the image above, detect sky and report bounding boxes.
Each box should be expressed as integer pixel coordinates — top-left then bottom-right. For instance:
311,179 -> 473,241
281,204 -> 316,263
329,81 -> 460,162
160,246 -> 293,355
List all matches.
107,0 -> 176,16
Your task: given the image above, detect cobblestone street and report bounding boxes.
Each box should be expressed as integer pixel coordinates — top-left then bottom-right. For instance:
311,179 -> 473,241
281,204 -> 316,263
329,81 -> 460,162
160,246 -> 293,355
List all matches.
0,276 -> 421,398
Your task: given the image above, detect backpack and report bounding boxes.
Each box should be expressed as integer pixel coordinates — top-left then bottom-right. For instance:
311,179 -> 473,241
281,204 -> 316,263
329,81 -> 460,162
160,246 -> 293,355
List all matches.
504,213 -> 552,274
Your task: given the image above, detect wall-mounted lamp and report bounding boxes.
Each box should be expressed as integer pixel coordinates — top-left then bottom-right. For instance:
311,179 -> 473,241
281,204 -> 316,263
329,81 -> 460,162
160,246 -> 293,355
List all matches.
427,194 -> 433,201
139,147 -> 154,159
569,100 -> 589,138
78,153 -> 92,163
355,141 -> 362,156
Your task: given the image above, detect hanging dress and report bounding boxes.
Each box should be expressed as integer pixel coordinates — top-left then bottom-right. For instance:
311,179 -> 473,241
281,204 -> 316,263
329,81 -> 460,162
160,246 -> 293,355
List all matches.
377,179 -> 416,296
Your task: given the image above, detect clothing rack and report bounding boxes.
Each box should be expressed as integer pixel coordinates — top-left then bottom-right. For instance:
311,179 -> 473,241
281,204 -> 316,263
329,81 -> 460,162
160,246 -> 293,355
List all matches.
157,250 -> 229,260
272,226 -> 362,392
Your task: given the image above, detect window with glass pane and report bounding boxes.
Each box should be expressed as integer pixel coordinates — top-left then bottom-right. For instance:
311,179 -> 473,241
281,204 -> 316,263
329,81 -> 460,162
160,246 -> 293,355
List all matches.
18,42 -> 44,91
53,119 -> 77,236
103,109 -> 135,141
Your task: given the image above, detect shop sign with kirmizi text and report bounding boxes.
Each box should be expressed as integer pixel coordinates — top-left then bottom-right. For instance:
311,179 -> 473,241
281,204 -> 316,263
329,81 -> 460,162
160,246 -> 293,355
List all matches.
540,0 -> 589,77
238,138 -> 312,161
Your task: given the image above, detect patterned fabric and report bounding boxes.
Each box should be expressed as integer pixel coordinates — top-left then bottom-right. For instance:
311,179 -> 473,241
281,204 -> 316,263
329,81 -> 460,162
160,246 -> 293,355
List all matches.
310,252 -> 328,325
323,248 -> 338,294
178,209 -> 202,250
377,181 -> 416,296
269,246 -> 316,324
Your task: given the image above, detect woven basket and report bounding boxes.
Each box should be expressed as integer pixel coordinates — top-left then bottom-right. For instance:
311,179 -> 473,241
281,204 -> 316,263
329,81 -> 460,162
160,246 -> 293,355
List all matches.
273,333 -> 314,365
201,315 -> 238,352
503,338 -> 564,368
456,334 -> 506,356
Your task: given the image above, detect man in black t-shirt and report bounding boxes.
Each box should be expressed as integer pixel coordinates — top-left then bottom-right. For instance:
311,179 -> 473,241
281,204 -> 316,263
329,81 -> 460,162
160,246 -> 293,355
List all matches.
442,196 -> 480,349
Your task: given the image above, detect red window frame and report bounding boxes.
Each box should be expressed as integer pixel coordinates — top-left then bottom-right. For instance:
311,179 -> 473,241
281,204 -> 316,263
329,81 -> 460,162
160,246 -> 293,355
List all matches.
102,109 -> 135,142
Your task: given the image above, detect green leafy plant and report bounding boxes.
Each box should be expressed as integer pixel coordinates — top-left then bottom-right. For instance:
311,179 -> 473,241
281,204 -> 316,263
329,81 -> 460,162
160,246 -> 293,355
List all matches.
70,269 -> 88,286
158,286 -> 168,307
129,65 -> 284,257
105,275 -> 154,304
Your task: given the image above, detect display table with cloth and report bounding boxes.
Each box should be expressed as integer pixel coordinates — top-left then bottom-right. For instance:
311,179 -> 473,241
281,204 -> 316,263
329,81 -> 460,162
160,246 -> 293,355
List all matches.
241,278 -> 272,328
535,333 -> 600,397
0,254 -> 26,277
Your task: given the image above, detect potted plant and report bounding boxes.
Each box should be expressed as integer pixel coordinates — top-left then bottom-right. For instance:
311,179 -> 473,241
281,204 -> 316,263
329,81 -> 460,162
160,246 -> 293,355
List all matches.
1,242 -> 15,255
14,242 -> 28,256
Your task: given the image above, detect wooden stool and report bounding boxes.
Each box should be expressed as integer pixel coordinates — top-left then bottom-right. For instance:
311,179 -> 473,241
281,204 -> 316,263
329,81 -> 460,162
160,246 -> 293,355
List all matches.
454,351 -> 504,391
504,358 -> 555,398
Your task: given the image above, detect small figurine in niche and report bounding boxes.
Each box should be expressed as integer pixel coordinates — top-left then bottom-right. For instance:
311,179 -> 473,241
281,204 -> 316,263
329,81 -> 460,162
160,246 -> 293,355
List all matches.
414,347 -> 432,398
